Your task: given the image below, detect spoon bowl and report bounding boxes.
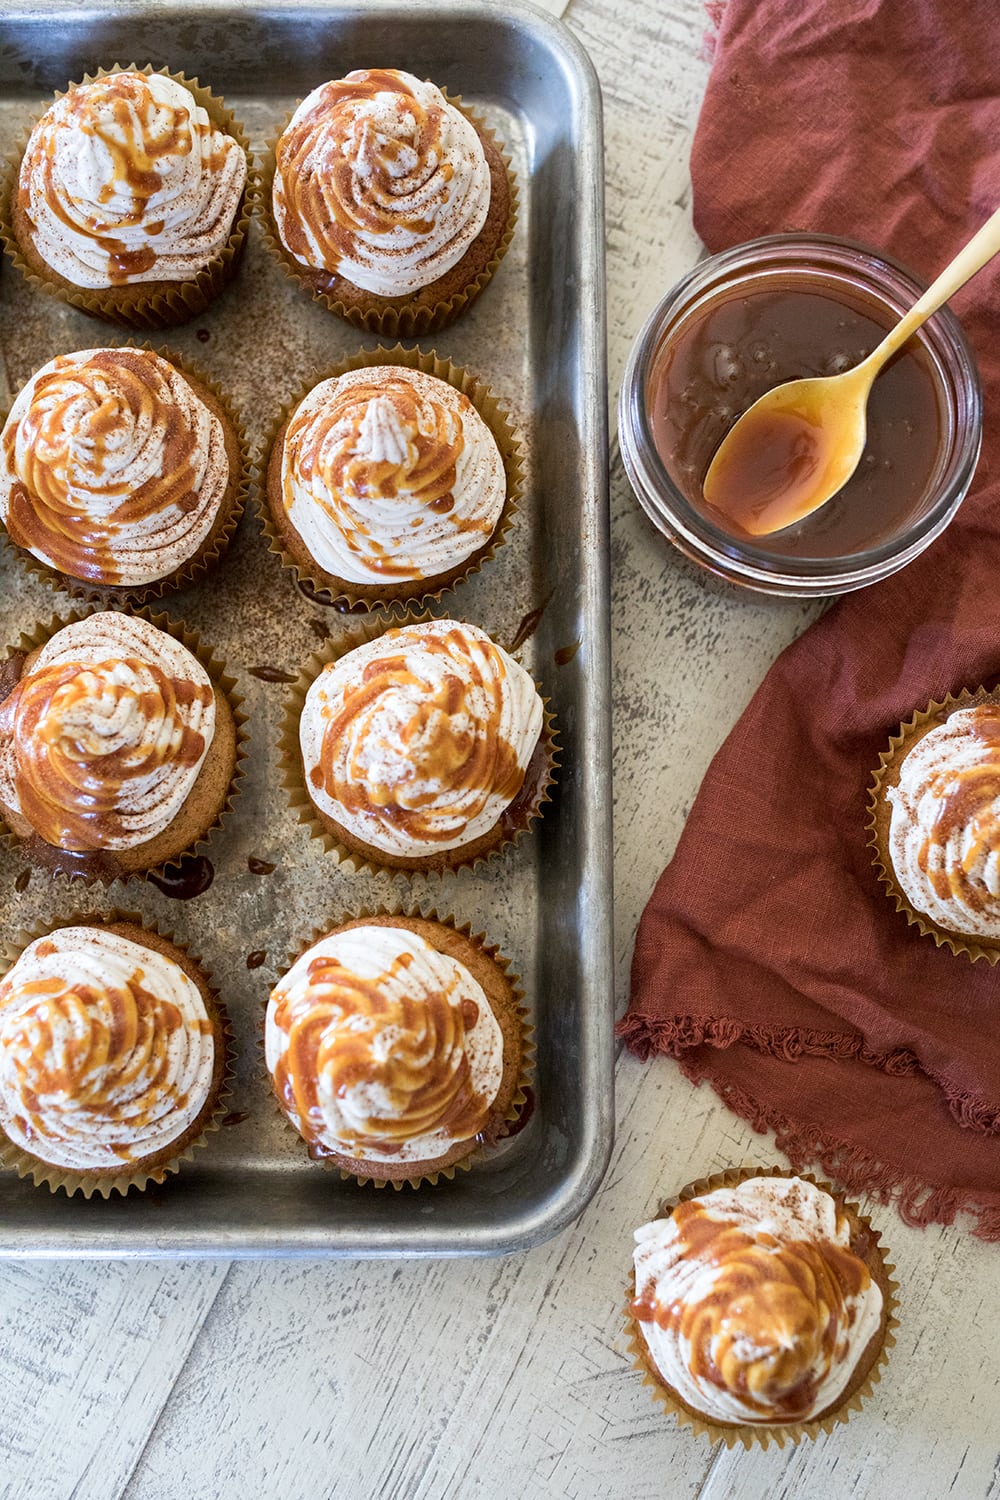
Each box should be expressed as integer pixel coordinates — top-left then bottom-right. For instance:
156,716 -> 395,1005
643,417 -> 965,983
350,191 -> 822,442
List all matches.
702,203 -> 1000,536
701,368 -> 873,537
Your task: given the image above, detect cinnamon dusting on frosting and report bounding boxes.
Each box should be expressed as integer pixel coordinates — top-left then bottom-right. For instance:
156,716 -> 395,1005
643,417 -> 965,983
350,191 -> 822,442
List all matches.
18,71 -> 246,289
265,924 -> 502,1162
887,701 -> 1000,937
0,613 -> 216,853
0,347 -> 230,586
631,1177 -> 883,1426
0,925 -> 216,1170
281,366 -> 504,584
298,619 -> 542,857
272,69 -> 491,297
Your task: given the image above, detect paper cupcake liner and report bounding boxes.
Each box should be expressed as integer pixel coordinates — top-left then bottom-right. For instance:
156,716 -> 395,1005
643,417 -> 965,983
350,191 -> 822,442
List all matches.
278,612 -> 559,877
2,342 -> 250,606
0,604 -> 248,887
259,899 -> 533,1190
0,65 -> 256,329
258,343 -> 523,613
0,910 -> 234,1197
624,1165 -> 898,1450
257,90 -> 518,337
867,687 -> 1000,963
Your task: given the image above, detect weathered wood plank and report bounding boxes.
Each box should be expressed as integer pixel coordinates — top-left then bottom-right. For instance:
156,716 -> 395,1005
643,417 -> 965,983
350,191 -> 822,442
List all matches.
0,1261 -> 228,1500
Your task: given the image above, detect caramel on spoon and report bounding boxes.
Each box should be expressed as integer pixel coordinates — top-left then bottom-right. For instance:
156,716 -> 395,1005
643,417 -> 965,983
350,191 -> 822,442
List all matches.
701,207 -> 1000,537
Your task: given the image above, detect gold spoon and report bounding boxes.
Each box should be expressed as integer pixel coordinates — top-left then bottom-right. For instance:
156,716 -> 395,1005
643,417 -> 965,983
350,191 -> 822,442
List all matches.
701,207 -> 1000,537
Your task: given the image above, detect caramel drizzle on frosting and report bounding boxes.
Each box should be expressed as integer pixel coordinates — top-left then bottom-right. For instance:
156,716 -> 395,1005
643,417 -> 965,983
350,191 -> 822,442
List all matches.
0,928 -> 214,1165
271,946 -> 487,1156
18,71 -> 244,287
273,69 -> 490,294
283,372 -> 488,577
0,656 -> 210,851
630,1198 -> 871,1421
278,70 -> 442,262
2,348 -> 220,585
314,624 -> 524,844
917,705 -> 1000,907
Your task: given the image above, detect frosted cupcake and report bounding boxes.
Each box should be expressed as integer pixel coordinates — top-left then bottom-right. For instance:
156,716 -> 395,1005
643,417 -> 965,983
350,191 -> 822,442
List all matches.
0,611 -> 240,882
264,357 -> 517,607
869,689 -> 1000,960
265,913 -> 525,1185
5,68 -> 250,326
0,346 -> 246,602
284,618 -> 553,873
265,68 -> 515,335
627,1171 -> 895,1448
0,919 -> 229,1195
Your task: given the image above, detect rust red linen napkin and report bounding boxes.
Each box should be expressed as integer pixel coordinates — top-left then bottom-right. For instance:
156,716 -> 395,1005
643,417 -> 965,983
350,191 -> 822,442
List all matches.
619,0 -> 1000,1237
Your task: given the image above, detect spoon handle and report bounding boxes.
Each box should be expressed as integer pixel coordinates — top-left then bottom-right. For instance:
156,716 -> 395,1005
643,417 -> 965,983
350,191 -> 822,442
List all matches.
864,202 -> 1000,371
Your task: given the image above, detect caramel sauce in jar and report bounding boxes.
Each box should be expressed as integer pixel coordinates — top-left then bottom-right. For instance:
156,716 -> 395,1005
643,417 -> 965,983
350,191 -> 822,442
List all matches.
649,277 -> 943,556
618,234 -> 982,597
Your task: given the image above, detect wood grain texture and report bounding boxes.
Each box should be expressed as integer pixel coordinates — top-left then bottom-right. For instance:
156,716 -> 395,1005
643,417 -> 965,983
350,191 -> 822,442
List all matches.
0,1261 -> 228,1500
3,0 -> 1000,1497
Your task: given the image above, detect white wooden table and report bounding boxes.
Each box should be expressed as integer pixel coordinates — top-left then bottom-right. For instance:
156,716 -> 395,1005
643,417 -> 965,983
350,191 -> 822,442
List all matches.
3,1 -> 999,1496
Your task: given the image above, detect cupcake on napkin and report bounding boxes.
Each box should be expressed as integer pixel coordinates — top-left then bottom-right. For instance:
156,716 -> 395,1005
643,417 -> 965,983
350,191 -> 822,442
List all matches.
869,688 -> 1000,960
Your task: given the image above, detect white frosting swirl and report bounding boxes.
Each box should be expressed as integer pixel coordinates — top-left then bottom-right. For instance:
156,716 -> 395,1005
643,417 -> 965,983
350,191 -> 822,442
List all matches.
265,924 -> 503,1163
272,69 -> 491,296
299,619 -> 543,857
887,703 -> 1000,938
0,348 -> 230,586
632,1177 -> 883,1426
0,926 -> 215,1170
18,71 -> 247,288
0,612 -> 216,851
281,367 -> 505,583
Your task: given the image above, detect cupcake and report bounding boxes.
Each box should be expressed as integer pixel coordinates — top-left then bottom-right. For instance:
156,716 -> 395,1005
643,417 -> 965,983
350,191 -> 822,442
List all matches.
627,1171 -> 895,1448
0,346 -> 247,603
285,617 -> 553,873
264,351 -> 518,607
0,918 -> 229,1195
869,689 -> 1000,960
265,913 -> 525,1185
5,68 -> 250,326
265,67 -> 515,335
0,610 -> 240,882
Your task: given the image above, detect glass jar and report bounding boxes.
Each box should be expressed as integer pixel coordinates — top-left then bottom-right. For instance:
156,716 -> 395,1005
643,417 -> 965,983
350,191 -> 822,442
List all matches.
618,233 -> 983,597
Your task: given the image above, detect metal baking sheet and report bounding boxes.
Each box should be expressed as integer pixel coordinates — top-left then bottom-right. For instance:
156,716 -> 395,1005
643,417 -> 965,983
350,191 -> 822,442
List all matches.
0,0 -> 611,1257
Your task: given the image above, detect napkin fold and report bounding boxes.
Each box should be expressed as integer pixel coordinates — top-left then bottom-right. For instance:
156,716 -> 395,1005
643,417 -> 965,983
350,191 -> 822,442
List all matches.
620,0 -> 1000,1237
